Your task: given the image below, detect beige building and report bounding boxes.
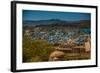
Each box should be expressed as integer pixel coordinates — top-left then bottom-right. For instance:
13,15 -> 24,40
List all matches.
84,36 -> 91,52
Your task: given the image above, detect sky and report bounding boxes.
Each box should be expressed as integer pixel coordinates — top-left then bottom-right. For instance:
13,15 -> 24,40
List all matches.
23,10 -> 91,21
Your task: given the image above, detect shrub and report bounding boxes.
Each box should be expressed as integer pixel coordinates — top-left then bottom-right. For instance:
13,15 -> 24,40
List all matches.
23,35 -> 55,62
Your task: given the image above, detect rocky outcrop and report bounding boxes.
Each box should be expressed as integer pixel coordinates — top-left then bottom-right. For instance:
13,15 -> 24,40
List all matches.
49,50 -> 65,61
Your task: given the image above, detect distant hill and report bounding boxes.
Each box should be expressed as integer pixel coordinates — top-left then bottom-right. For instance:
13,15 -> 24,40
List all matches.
23,19 -> 67,26
23,19 -> 90,28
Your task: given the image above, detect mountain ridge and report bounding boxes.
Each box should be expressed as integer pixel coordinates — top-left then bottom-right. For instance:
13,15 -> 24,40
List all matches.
23,19 -> 90,28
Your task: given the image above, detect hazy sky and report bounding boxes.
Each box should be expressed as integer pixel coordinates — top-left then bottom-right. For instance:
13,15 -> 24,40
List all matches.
23,10 -> 91,21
